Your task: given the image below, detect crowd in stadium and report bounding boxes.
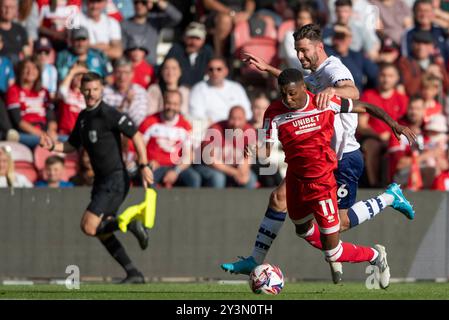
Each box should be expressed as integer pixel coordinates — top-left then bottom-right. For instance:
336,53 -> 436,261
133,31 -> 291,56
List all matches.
0,0 -> 449,191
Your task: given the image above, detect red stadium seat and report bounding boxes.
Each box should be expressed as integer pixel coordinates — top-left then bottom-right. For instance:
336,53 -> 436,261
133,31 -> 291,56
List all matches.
277,20 -> 295,44
0,141 -> 33,163
34,146 -> 79,180
15,161 -> 38,183
232,17 -> 279,83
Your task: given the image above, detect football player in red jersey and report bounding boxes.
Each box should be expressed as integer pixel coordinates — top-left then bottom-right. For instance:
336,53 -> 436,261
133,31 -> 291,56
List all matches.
255,69 -> 416,288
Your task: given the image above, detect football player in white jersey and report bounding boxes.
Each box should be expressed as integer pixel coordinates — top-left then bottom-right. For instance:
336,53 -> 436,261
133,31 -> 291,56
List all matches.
221,24 -> 415,284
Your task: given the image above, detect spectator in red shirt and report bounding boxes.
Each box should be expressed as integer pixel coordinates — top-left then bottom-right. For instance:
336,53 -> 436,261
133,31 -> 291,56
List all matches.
138,89 -> 200,188
388,96 -> 447,187
6,57 -> 57,148
358,62 -> 408,186
432,148 -> 449,191
195,105 -> 257,188
57,63 -> 87,136
124,37 -> 155,90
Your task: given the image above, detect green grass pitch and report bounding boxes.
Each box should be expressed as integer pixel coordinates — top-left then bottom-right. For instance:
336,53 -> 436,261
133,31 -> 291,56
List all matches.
0,282 -> 448,300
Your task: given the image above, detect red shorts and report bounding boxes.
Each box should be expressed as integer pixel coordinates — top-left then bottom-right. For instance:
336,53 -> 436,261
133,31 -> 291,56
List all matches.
285,171 -> 340,235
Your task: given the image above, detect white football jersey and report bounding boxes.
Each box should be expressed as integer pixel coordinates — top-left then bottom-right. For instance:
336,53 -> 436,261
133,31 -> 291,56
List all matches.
304,55 -> 360,159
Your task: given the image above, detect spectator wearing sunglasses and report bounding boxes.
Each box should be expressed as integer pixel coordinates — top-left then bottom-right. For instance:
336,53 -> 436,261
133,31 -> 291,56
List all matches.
189,57 -> 251,124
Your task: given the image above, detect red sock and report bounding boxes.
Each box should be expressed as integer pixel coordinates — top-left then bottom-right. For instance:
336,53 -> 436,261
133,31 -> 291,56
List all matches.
298,223 -> 323,250
326,241 -> 376,263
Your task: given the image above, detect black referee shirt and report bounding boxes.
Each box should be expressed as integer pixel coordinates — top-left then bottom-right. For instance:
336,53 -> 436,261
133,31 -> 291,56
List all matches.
68,101 -> 137,179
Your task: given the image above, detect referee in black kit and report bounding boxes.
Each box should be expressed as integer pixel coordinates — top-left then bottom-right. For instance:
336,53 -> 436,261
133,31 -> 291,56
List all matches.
40,72 -> 154,283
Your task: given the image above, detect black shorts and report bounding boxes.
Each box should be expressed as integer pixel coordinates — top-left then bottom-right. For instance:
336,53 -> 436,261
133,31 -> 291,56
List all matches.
87,170 -> 130,217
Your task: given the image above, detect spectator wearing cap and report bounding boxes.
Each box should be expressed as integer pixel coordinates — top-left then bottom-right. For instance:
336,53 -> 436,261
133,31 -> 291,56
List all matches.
397,30 -> 449,96
0,0 -> 29,65
401,0 -> 449,64
189,57 -> 252,124
147,57 -> 189,116
324,24 -> 378,92
78,0 -> 123,59
121,0 -> 182,66
322,0 -> 380,61
103,58 -> 149,127
202,0 -> 255,56
35,37 -> 58,99
358,63 -> 408,187
56,26 -> 112,81
370,0 -> 413,46
164,22 -> 214,88
124,37 -> 155,89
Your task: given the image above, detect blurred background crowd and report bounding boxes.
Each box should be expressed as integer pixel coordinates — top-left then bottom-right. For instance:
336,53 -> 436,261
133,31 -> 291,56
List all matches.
0,0 -> 449,191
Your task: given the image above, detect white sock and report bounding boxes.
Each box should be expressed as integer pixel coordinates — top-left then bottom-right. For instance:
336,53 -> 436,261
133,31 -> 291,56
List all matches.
347,194 -> 389,228
251,208 -> 287,264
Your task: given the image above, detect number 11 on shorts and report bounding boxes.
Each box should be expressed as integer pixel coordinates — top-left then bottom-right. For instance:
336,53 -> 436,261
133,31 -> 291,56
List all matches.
319,199 -> 336,217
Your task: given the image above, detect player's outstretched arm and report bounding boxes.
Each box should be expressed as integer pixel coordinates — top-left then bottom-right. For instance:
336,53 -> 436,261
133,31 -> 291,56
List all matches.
242,53 -> 281,78
131,131 -> 154,187
39,133 -> 76,153
351,101 -> 417,145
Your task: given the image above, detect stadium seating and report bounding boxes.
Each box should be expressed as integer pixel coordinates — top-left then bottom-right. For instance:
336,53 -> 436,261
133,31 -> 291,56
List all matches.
0,142 -> 38,183
231,16 -> 279,83
277,19 -> 295,44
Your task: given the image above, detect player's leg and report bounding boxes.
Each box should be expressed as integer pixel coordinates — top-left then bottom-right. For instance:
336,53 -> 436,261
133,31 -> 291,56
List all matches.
338,149 -> 414,233
315,189 -> 391,289
85,171 -> 147,283
221,179 -> 288,275
80,210 -> 144,283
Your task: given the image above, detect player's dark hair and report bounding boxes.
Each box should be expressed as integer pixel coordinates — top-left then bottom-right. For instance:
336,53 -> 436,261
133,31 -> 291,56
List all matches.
293,23 -> 322,42
335,0 -> 352,8
81,72 -> 103,86
278,68 -> 304,87
45,155 -> 65,167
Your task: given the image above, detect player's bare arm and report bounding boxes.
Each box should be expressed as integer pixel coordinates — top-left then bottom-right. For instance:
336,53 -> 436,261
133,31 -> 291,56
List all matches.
132,131 -> 154,187
39,133 -> 76,153
351,101 -> 417,145
316,80 -> 359,110
242,53 -> 281,78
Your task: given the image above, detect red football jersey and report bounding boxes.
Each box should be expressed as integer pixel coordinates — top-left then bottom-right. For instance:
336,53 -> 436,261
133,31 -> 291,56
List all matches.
57,88 -> 86,135
6,84 -> 51,129
132,60 -> 156,89
139,112 -> 192,166
263,91 -> 353,180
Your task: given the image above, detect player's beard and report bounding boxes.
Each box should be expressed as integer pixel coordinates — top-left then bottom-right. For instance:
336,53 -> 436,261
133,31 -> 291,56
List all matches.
304,53 -> 319,71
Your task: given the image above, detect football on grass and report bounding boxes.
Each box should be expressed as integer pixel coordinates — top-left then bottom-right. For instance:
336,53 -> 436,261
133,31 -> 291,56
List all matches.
249,263 -> 284,295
